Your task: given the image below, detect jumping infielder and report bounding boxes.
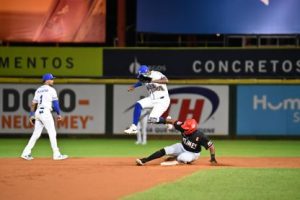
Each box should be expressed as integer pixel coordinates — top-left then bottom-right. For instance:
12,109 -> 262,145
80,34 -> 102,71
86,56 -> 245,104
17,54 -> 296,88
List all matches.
21,73 -> 68,160
124,65 -> 170,134
136,117 -> 217,166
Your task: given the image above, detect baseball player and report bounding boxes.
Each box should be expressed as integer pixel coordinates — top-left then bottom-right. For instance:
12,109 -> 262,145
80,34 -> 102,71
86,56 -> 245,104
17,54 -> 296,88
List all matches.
124,65 -> 170,134
21,73 -> 68,160
136,109 -> 150,145
136,117 -> 217,166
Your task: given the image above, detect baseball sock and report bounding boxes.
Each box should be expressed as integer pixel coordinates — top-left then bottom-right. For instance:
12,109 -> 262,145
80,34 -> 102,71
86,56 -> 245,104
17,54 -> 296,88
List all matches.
133,103 -> 142,125
142,149 -> 166,163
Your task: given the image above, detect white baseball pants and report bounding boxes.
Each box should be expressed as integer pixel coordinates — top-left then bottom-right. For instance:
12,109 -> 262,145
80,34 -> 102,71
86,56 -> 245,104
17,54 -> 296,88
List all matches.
138,96 -> 170,122
164,143 -> 200,163
22,108 -> 60,156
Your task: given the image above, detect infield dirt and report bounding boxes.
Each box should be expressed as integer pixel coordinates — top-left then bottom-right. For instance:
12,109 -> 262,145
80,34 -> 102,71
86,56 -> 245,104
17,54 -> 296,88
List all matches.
0,157 -> 299,200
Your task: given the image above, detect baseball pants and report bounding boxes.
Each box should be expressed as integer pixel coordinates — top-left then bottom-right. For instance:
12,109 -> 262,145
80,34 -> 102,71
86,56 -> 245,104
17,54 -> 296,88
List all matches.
22,108 -> 60,156
138,96 -> 170,122
164,143 -> 200,163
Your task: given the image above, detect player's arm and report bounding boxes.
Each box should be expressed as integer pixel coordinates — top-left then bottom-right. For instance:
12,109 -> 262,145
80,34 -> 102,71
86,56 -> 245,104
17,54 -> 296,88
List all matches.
208,141 -> 217,164
151,76 -> 168,84
128,81 -> 142,92
29,101 -> 38,125
199,133 -> 217,164
52,100 -> 62,120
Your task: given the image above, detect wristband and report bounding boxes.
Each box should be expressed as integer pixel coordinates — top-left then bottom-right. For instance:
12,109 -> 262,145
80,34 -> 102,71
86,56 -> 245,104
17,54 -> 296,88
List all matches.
30,112 -> 35,117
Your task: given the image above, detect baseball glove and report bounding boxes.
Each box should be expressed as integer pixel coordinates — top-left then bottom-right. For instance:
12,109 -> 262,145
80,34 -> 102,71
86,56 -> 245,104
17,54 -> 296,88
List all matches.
29,116 -> 36,125
138,75 -> 152,83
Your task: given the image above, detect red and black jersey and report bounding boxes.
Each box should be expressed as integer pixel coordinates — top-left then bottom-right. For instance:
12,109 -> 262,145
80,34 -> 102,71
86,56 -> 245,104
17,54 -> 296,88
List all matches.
173,120 -> 213,153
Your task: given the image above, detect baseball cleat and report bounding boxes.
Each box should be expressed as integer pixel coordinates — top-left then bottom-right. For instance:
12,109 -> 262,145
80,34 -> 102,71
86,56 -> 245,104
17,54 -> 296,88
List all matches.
53,154 -> 68,160
21,154 -> 34,160
124,124 -> 138,134
136,159 -> 145,166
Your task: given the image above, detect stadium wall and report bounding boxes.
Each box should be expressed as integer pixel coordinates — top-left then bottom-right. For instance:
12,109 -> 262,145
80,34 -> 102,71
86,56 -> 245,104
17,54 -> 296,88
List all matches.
1,47 -> 300,137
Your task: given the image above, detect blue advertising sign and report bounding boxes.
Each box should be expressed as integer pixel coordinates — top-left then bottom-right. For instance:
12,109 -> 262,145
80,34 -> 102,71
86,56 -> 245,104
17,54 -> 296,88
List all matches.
137,0 -> 300,34
237,86 -> 300,136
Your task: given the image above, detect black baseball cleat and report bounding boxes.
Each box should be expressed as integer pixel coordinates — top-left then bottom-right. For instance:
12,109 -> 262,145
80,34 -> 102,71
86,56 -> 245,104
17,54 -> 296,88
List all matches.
136,158 -> 146,166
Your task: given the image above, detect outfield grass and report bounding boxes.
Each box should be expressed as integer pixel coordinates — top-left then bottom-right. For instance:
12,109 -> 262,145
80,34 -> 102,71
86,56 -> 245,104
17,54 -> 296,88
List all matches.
0,138 -> 299,158
123,168 -> 300,200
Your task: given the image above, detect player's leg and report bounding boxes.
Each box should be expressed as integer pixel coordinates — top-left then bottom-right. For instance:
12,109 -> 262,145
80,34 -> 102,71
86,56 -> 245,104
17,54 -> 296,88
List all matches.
177,152 -> 200,164
41,111 -> 67,160
125,97 -> 152,134
159,143 -> 186,166
136,122 -> 142,144
136,143 -> 182,166
141,113 -> 148,145
21,118 -> 44,160
148,99 -> 170,123
136,148 -> 166,166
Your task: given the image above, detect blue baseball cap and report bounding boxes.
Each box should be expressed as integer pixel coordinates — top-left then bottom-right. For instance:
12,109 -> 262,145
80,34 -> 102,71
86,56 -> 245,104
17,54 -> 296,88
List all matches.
42,73 -> 55,81
138,65 -> 149,77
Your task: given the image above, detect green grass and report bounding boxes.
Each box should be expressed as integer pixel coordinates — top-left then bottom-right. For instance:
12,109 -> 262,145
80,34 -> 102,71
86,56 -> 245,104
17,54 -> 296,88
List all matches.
123,168 -> 300,200
0,138 -> 300,157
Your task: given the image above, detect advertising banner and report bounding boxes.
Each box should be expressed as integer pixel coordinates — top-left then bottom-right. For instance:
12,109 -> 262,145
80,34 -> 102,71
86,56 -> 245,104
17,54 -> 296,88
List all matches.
0,84 -> 105,134
237,85 -> 300,136
0,47 -> 103,77
0,0 -> 106,43
114,85 -> 229,135
137,0 -> 300,34
103,48 -> 300,79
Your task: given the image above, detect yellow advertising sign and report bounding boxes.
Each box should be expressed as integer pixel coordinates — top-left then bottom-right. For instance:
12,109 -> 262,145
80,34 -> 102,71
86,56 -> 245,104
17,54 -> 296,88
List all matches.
0,47 -> 103,77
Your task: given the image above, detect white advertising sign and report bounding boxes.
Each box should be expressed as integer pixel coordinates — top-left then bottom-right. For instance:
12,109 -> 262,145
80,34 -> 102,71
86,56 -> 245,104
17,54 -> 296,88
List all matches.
114,85 -> 229,135
0,84 -> 105,134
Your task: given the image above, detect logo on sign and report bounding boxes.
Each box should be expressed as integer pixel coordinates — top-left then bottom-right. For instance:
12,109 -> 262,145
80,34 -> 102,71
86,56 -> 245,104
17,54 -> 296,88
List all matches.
128,57 -> 167,75
124,87 -> 219,125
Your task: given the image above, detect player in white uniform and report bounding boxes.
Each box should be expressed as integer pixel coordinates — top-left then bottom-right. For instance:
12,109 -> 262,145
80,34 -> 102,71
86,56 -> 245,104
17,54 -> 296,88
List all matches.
21,73 -> 68,160
136,109 -> 150,145
124,65 -> 170,134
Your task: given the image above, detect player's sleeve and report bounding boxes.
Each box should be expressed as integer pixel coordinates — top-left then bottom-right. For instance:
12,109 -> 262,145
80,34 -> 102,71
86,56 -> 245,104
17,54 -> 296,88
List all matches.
200,134 -> 214,150
173,121 -> 185,133
51,88 -> 59,101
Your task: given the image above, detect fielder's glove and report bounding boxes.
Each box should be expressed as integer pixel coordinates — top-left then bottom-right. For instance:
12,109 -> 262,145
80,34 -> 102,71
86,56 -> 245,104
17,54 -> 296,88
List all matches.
138,75 -> 152,83
29,116 -> 36,125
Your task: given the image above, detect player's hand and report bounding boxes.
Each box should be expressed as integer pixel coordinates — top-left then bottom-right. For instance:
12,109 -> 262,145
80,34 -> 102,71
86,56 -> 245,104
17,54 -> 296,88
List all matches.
210,158 -> 218,165
57,115 -> 63,121
29,116 -> 36,126
128,86 -> 135,92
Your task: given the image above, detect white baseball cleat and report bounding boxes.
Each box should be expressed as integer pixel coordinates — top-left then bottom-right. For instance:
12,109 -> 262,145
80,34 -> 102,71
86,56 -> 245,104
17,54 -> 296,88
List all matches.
136,159 -> 145,166
160,160 -> 179,166
21,154 -> 34,160
53,154 -> 68,160
124,124 -> 138,134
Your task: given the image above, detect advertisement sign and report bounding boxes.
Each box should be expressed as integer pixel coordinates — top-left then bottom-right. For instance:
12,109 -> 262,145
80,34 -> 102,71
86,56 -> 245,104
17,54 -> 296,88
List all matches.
237,86 -> 300,135
0,0 -> 106,43
0,47 -> 103,77
103,48 -> 300,78
137,0 -> 300,34
0,84 -> 105,134
114,85 -> 229,135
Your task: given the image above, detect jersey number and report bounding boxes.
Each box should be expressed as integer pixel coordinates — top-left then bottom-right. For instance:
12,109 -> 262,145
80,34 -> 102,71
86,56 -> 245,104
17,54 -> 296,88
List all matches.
39,95 -> 43,104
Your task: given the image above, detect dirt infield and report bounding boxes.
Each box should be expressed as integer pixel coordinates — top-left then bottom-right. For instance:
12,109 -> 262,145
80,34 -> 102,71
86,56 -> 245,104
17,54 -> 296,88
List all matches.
0,157 -> 299,200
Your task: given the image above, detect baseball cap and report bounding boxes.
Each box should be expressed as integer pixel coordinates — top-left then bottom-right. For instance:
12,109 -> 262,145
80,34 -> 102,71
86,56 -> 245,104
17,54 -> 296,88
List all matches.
42,73 -> 55,81
137,65 -> 150,77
